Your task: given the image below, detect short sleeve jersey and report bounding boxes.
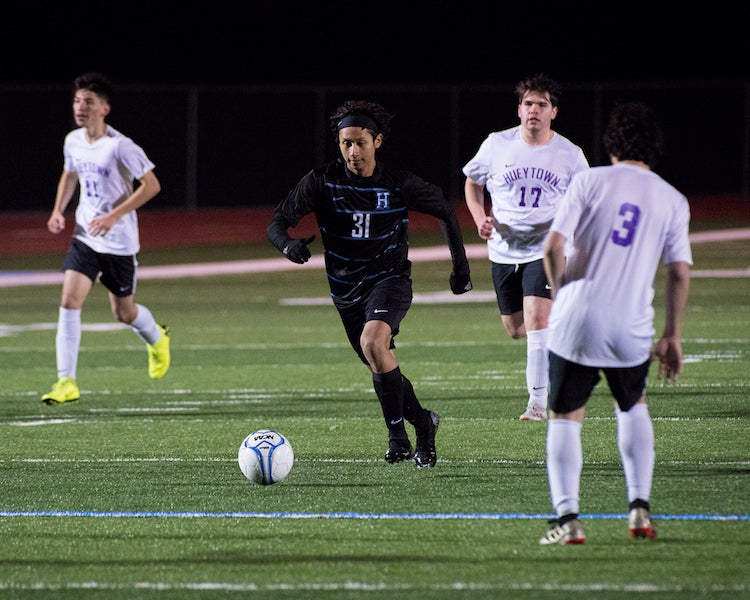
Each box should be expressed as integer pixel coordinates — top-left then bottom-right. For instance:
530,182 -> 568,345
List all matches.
548,163 -> 693,367
273,158 -> 463,305
63,125 -> 155,255
462,126 -> 589,263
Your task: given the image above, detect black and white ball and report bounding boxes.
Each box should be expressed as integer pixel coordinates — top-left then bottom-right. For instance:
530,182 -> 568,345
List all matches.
238,429 -> 294,485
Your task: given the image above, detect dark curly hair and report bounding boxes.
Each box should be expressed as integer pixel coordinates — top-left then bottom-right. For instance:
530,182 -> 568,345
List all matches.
74,72 -> 113,103
515,73 -> 561,107
603,101 -> 664,167
329,100 -> 393,142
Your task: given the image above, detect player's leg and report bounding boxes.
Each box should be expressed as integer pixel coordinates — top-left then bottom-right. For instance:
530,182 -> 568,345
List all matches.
606,362 -> 658,539
362,319 -> 415,462
42,240 -> 98,404
493,262 -> 526,339
372,275 -> 438,452
360,276 -> 430,464
521,326 -> 549,419
397,374 -> 438,467
520,260 -> 553,420
336,299 -> 410,461
493,263 -> 546,419
56,270 -> 92,377
366,276 -> 439,468
102,253 -> 170,379
540,353 -> 597,545
370,358 -> 413,463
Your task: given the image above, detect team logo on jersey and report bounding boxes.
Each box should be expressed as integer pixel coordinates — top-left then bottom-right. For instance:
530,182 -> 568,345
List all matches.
503,166 -> 561,187
375,192 -> 390,210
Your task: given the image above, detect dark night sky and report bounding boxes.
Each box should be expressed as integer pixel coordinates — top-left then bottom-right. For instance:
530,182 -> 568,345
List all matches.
2,2 -> 747,207
4,2 -> 745,87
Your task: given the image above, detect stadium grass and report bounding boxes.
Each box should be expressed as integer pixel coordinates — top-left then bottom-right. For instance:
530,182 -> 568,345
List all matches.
0,231 -> 748,599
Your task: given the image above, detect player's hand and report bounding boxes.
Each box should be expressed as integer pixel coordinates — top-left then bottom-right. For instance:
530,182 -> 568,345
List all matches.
477,216 -> 494,240
450,267 -> 472,294
282,235 -> 316,264
47,213 -> 65,234
651,336 -> 683,384
88,213 -> 118,237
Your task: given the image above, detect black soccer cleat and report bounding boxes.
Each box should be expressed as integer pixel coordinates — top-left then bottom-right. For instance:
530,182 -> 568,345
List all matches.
414,410 -> 440,468
385,443 -> 414,464
384,427 -> 414,463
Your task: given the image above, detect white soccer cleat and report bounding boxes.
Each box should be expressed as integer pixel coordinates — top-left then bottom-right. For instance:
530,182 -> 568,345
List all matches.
539,518 -> 586,545
520,402 -> 547,421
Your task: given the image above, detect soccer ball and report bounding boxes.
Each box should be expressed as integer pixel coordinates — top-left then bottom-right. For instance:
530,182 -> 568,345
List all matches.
238,429 -> 294,485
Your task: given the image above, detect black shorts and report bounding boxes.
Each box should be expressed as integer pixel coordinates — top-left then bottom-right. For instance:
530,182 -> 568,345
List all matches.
62,238 -> 138,297
334,275 -> 412,365
548,351 -> 651,413
491,259 -> 551,315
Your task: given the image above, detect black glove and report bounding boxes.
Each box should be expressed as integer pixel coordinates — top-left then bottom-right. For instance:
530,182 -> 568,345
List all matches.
450,267 -> 472,295
282,235 -> 316,264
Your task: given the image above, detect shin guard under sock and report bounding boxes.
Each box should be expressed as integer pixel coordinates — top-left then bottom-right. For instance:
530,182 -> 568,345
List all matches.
373,367 -> 407,438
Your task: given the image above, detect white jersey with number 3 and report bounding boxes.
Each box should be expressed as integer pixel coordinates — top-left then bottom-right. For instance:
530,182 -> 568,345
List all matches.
548,163 -> 693,367
64,125 -> 155,256
462,125 -> 589,263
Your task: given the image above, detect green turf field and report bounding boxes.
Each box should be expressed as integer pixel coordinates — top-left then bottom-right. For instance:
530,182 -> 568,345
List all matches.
1,230 -> 748,599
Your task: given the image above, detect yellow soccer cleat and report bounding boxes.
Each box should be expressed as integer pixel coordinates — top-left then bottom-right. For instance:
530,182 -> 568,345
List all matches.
147,324 -> 171,379
41,376 -> 80,405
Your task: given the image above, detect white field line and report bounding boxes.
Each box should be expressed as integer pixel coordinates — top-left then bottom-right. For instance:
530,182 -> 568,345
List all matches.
0,581 -> 745,595
2,227 -> 749,288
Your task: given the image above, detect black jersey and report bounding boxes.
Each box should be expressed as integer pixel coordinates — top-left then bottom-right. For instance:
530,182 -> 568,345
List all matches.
271,158 -> 467,305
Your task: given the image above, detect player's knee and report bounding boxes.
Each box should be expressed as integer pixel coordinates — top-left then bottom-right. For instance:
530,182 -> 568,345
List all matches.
502,316 -> 525,339
360,337 -> 379,362
112,305 -> 135,324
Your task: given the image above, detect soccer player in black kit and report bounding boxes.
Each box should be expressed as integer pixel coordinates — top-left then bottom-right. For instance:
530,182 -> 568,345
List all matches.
267,100 -> 472,468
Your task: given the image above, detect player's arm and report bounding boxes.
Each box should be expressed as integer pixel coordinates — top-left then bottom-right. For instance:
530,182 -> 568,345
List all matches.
88,169 -> 161,237
438,207 -> 472,294
266,213 -> 315,264
652,260 -> 691,383
542,230 -> 567,299
47,170 -> 79,234
413,176 -> 472,294
266,172 -> 319,264
464,177 -> 494,240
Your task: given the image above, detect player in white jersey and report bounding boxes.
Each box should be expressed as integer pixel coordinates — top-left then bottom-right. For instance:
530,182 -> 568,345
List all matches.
463,74 -> 589,421
538,101 -> 692,545
41,72 -> 171,405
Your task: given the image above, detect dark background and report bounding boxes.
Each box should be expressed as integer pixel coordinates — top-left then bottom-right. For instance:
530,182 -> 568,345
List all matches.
6,2 -> 745,87
2,2 -> 748,214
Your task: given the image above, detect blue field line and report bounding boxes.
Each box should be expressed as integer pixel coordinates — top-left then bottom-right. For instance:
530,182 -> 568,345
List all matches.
0,510 -> 746,521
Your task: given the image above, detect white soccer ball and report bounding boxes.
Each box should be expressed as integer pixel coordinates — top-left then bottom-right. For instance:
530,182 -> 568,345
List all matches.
238,429 -> 294,485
